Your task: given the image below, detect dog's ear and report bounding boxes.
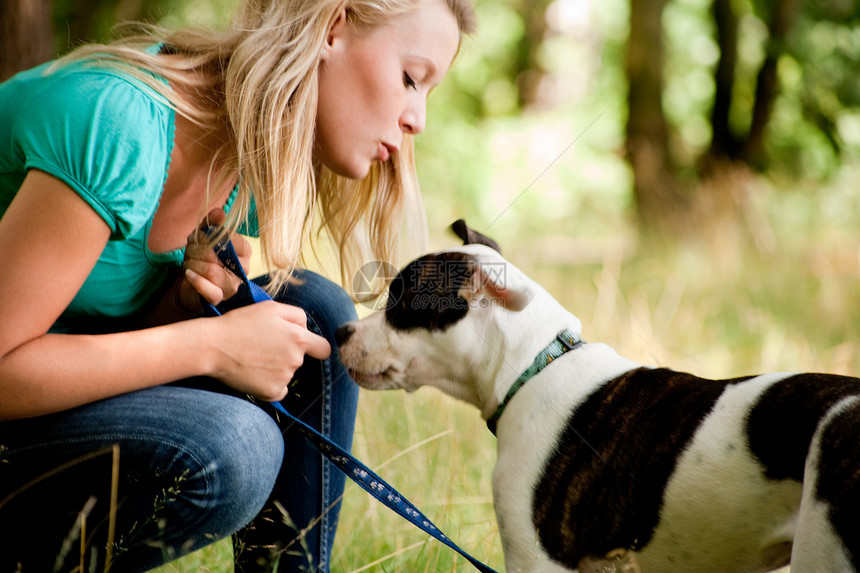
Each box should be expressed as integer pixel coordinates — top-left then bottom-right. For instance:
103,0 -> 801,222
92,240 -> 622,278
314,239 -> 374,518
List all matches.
450,219 -> 502,253
462,263 -> 533,312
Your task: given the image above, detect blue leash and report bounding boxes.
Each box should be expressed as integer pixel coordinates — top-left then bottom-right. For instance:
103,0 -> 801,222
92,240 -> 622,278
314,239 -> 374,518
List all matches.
200,237 -> 497,573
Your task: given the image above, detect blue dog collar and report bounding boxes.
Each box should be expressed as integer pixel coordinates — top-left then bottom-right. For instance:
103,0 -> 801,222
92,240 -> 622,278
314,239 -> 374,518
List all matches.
486,329 -> 585,435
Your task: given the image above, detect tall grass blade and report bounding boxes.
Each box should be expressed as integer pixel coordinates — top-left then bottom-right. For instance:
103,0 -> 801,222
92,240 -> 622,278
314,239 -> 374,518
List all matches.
104,444 -> 120,572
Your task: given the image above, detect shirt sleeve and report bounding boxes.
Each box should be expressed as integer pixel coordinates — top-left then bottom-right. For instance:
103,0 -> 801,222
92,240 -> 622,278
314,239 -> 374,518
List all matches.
11,66 -> 174,240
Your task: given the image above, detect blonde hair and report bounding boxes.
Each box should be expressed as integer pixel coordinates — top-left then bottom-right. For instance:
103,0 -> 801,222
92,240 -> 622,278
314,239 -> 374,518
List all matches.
53,0 -> 477,296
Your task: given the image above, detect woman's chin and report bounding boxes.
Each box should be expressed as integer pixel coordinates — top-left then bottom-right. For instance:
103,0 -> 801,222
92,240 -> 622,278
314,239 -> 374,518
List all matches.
320,157 -> 373,180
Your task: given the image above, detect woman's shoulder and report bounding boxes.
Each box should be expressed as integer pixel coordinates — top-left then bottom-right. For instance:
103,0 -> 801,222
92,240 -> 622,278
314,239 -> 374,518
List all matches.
4,59 -> 177,239
11,58 -> 171,126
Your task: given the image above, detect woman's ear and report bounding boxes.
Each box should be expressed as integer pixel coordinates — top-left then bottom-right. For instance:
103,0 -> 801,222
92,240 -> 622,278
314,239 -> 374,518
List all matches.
325,8 -> 348,55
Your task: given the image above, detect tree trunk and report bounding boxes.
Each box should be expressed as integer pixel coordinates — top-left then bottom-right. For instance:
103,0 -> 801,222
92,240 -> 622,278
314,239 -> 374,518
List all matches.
515,0 -> 554,110
0,0 -> 54,82
741,0 -> 800,168
626,0 -> 689,235
708,0 -> 741,160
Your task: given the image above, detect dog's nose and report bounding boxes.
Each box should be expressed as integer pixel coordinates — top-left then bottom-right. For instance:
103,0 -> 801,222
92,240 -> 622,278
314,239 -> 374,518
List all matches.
334,323 -> 356,346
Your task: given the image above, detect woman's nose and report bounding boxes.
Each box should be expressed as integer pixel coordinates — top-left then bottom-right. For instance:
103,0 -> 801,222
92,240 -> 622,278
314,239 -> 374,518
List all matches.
400,99 -> 426,135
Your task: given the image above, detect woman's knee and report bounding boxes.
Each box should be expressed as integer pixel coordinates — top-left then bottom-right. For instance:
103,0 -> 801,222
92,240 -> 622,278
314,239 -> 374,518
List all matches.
188,395 -> 284,529
108,388 -> 283,537
0,388 -> 284,570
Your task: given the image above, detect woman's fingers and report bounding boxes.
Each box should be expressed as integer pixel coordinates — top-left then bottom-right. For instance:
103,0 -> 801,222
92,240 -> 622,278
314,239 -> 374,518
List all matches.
182,212 -> 252,305
230,234 -> 253,272
274,304 -> 332,360
185,268 -> 225,305
303,331 -> 332,360
184,257 -> 244,302
208,301 -> 333,399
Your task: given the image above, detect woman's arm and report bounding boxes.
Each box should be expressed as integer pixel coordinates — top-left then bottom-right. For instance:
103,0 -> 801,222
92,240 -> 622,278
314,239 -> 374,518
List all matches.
0,171 -> 329,420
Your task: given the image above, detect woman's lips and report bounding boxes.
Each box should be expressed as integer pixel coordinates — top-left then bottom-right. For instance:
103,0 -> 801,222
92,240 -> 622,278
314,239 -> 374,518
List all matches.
379,142 -> 397,162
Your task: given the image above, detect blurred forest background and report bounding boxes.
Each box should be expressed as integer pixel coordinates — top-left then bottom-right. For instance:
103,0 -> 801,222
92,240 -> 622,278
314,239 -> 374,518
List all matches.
3,0 -> 860,570
4,0 -> 860,239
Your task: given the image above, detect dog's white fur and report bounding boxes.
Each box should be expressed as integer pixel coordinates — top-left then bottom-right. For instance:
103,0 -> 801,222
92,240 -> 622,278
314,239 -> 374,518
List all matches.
337,244 -> 857,572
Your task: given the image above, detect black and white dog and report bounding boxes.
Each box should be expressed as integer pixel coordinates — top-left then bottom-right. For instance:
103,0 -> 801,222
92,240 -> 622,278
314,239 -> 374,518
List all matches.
335,221 -> 860,573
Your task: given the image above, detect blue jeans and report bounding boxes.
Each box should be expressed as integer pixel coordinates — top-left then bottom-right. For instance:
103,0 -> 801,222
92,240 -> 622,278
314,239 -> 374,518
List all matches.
0,269 -> 359,573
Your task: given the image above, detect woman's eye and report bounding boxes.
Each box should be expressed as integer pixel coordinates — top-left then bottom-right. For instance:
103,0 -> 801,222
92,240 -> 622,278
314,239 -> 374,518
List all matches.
403,72 -> 417,90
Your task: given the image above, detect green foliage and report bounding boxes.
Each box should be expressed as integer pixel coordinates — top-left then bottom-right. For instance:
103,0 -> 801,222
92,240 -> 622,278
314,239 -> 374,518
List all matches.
156,0 -> 240,31
660,0 -> 860,177
775,14 -> 860,176
51,0 -> 860,202
417,0 -> 633,240
663,0 -> 720,157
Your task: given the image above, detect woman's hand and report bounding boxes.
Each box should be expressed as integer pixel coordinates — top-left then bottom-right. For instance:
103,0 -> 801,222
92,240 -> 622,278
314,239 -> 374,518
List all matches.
178,208 -> 253,312
206,301 -> 332,401
172,210 -> 331,402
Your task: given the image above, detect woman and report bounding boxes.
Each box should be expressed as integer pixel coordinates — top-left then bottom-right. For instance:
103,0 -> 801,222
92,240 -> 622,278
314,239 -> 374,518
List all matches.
0,0 -> 476,571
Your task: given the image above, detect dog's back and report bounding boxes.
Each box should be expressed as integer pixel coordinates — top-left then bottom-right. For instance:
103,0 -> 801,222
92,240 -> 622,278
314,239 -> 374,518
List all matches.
495,356 -> 860,572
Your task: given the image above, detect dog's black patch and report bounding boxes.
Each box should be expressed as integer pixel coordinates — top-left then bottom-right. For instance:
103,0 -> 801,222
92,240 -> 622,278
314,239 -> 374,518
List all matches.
815,398 -> 860,567
532,367 -> 751,567
745,373 -> 860,482
385,252 -> 477,331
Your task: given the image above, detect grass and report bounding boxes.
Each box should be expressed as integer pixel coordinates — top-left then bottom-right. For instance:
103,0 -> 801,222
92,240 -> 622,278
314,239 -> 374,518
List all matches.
156,167 -> 860,572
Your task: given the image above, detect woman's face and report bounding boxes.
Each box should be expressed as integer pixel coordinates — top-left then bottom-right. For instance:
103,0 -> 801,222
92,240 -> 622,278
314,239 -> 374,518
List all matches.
315,1 -> 461,179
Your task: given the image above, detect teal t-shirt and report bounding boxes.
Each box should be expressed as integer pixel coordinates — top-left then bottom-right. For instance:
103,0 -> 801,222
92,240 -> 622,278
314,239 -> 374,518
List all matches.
0,58 -> 181,332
